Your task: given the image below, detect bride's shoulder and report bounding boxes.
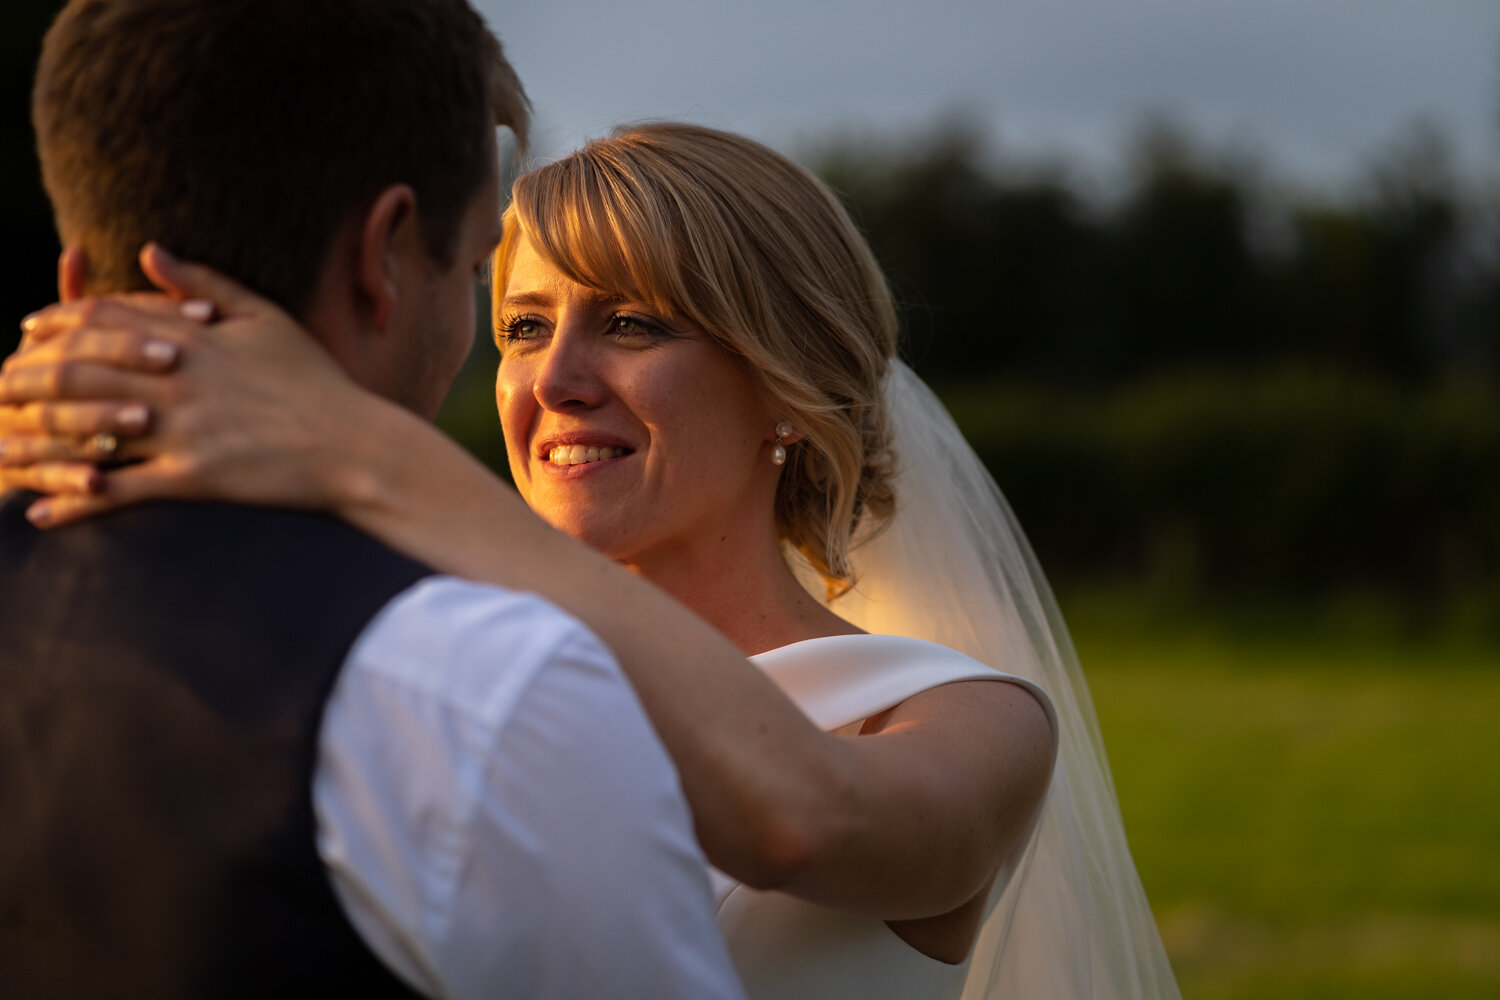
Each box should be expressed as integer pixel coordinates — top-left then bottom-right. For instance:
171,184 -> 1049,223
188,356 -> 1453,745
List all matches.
751,632 -> 1055,734
762,632 -> 1020,680
756,632 -> 987,670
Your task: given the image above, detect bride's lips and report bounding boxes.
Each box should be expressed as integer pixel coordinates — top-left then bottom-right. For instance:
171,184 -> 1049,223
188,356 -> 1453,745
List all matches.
534,432 -> 635,479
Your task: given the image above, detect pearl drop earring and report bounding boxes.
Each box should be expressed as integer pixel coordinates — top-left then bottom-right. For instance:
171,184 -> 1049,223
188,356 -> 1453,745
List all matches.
772,421 -> 794,466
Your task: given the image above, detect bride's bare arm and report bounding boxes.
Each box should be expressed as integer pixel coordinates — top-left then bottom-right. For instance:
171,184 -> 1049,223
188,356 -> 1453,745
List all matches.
332,398 -> 1052,921
1,250 -> 1052,923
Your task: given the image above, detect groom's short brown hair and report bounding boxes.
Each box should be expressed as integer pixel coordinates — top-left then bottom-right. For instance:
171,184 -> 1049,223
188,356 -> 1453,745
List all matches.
33,0 -> 528,316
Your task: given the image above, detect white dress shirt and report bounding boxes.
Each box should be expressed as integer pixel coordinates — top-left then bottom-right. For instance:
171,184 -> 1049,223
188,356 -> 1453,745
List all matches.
312,575 -> 743,999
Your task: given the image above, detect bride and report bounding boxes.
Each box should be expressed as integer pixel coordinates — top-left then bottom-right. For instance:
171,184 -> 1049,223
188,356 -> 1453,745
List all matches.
2,122 -> 1178,998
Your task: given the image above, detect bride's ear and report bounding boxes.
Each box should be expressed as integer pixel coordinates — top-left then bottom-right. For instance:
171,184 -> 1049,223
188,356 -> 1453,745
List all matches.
354,183 -> 422,331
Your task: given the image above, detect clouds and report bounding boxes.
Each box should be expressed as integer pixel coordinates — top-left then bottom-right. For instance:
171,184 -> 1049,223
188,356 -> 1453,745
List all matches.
479,0 -> 1500,182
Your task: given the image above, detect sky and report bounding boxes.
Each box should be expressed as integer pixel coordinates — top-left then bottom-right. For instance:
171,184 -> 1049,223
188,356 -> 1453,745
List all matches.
477,0 -> 1500,190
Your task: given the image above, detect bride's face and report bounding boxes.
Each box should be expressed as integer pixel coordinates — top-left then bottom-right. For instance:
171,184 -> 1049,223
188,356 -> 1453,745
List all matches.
495,235 -> 780,568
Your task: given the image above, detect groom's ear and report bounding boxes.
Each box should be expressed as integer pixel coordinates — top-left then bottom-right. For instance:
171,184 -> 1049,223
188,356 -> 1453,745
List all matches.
354,184 -> 423,332
57,247 -> 89,302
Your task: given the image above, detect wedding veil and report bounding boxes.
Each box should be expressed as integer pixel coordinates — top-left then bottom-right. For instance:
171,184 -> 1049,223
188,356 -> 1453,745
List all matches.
814,361 -> 1181,998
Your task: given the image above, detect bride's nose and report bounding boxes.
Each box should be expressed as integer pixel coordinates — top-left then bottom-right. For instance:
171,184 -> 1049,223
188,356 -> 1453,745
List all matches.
532,326 -> 607,411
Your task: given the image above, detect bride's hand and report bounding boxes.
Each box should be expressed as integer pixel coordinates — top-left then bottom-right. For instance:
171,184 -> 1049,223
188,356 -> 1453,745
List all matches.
0,244 -> 380,526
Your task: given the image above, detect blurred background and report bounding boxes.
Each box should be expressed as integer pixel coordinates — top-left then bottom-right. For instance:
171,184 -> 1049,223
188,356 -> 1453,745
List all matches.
6,1 -> 1498,995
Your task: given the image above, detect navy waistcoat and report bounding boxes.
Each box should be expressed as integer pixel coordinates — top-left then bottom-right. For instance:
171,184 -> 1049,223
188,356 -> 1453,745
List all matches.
0,494 -> 431,998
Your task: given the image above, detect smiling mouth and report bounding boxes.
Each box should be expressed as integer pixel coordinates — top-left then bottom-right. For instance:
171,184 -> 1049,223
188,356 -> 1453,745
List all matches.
545,444 -> 631,467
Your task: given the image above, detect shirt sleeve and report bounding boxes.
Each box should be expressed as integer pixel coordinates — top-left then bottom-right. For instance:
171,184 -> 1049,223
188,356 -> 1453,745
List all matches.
314,575 -> 744,1000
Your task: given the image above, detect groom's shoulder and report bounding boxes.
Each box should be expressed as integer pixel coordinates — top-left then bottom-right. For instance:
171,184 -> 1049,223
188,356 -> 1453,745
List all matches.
0,497 -> 437,685
3,496 -> 423,570
0,497 -> 433,621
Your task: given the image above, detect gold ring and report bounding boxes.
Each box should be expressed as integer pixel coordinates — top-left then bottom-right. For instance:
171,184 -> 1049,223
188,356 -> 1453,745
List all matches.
90,433 -> 120,460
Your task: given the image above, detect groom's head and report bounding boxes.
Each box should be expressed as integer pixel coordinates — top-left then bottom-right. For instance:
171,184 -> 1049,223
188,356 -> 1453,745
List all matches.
33,0 -> 528,416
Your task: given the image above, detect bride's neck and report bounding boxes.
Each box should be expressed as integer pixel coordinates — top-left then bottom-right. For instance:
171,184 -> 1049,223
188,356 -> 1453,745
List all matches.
624,538 -> 859,658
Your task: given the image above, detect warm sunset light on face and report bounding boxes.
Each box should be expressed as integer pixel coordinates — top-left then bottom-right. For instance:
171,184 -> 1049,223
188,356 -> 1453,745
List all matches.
494,234 -> 774,571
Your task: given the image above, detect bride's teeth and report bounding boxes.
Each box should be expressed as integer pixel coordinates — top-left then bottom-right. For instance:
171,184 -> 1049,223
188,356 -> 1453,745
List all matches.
548,445 -> 622,466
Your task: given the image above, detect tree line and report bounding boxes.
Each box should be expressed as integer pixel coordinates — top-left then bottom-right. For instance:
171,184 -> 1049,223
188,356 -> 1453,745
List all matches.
814,117 -> 1496,387
810,118 -> 1497,611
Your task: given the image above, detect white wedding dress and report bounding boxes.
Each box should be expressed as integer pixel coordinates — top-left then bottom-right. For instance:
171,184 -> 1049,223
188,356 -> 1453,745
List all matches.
712,633 -> 1056,1000
706,362 -> 1181,999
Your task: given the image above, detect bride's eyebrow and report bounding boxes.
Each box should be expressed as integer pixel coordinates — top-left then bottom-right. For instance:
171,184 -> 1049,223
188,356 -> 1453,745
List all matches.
498,290 -> 634,309
583,289 -> 632,307
498,291 -> 552,309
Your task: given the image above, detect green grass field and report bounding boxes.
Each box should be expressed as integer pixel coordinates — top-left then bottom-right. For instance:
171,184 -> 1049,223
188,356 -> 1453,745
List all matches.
1069,605 -> 1500,999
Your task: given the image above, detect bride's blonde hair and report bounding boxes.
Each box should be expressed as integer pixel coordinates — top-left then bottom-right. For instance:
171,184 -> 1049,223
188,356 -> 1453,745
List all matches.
493,122 -> 897,587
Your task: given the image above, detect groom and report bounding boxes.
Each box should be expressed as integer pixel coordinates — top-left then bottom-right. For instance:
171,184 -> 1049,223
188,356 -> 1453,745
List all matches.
0,1 -> 741,997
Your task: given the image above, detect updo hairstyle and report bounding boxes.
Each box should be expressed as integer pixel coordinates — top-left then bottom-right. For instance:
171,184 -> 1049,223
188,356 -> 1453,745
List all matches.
493,122 -> 897,587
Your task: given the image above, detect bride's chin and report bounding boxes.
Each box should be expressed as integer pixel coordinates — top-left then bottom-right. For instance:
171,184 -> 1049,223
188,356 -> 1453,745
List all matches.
535,507 -> 628,557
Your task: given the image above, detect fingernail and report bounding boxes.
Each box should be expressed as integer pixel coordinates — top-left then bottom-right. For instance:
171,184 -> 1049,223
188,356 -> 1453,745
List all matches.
116,403 -> 150,432
179,299 -> 213,322
20,311 -> 41,332
143,339 -> 179,366
149,243 -> 177,264
26,502 -> 52,526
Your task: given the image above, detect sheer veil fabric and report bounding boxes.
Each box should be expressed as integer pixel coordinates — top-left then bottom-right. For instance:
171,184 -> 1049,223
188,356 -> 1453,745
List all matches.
800,362 -> 1181,998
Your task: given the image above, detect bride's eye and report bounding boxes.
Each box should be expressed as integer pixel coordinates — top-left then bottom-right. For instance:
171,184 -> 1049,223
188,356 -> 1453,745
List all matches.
497,314 -> 544,343
607,313 -> 667,341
